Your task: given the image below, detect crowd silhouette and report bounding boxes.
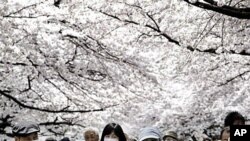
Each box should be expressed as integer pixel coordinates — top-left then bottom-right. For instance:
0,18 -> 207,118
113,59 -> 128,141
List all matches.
11,111 -> 247,141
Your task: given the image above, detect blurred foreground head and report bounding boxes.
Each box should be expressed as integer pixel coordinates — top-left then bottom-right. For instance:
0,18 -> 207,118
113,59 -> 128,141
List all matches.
12,121 -> 40,141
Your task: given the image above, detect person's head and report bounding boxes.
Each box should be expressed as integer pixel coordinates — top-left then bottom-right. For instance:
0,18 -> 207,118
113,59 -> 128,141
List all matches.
60,137 -> 70,141
138,127 -> 161,141
45,137 -> 57,141
220,127 -> 230,141
100,123 -> 126,141
84,128 -> 99,141
12,121 -> 40,141
163,131 -> 178,141
224,111 -> 245,126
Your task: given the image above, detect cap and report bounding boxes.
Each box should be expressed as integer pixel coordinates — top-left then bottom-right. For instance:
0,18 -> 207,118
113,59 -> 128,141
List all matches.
12,121 -> 40,136
163,131 -> 177,140
138,127 -> 161,141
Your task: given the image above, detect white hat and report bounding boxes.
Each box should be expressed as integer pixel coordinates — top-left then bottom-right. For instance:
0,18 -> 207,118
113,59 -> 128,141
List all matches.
138,127 -> 161,141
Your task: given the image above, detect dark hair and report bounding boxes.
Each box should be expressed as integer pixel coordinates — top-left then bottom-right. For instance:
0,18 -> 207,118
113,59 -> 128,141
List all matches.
46,137 -> 57,141
61,137 -> 70,141
224,111 -> 245,126
100,123 -> 126,141
14,133 -> 34,137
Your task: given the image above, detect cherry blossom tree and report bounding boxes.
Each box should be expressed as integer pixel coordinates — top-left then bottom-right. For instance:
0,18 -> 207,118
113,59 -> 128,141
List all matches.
0,0 -> 249,140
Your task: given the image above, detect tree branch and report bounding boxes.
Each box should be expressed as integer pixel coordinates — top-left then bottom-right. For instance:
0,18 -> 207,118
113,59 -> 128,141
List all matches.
0,90 -> 104,113
88,7 -> 180,45
3,15 -> 50,19
204,0 -> 218,5
183,0 -> 250,19
3,1 -> 44,17
186,45 -> 250,56
0,61 -> 28,66
0,115 -> 14,135
146,12 -> 160,31
54,0 -> 62,8
20,76 -> 33,93
40,121 -> 84,127
218,70 -> 250,86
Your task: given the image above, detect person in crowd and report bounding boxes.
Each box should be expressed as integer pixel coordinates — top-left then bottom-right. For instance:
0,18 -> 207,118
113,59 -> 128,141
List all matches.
163,130 -> 178,141
220,126 -> 230,141
84,128 -> 99,141
12,121 -> 40,141
60,137 -> 70,141
138,127 -> 161,141
45,137 -> 57,141
100,123 -> 126,141
224,111 -> 245,126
